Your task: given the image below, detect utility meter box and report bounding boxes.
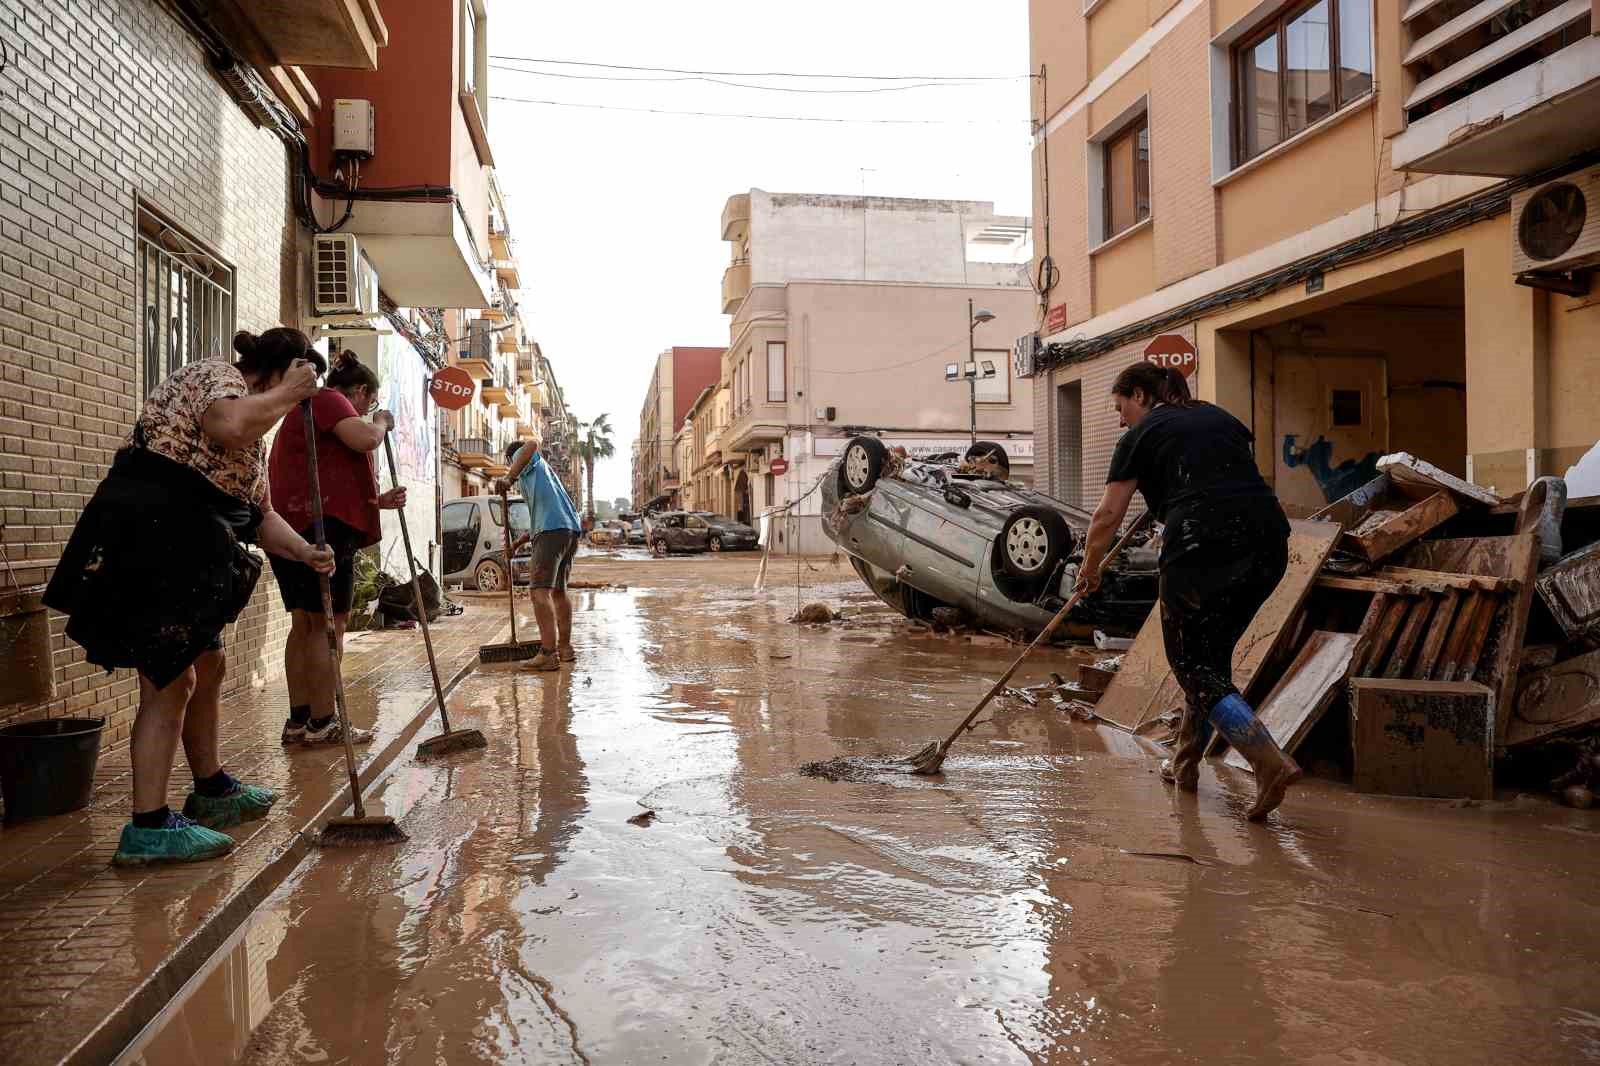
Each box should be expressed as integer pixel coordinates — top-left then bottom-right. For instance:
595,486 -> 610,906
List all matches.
333,99 -> 375,158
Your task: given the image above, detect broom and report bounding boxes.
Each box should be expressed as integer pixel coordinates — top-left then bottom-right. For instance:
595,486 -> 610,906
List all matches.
479,487 -> 540,663
908,512 -> 1154,775
301,401 -> 406,847
381,437 -> 487,759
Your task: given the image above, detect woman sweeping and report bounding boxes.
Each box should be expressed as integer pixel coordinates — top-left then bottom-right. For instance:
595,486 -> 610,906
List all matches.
1075,363 -> 1301,821
267,350 -> 405,746
45,329 -> 336,865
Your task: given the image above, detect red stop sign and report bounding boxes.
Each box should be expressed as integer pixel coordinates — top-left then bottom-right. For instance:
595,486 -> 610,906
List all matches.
429,365 -> 476,410
770,458 -> 789,476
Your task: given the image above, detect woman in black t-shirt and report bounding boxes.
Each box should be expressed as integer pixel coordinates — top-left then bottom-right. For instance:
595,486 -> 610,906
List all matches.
1075,362 -> 1300,821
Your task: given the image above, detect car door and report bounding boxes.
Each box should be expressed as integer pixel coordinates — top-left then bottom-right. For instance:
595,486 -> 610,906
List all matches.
684,514 -> 711,550
441,501 -> 480,579
898,484 -> 988,604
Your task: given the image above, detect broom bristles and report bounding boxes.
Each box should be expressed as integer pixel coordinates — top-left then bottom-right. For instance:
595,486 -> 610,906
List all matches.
315,817 -> 408,847
416,729 -> 488,758
906,741 -> 946,776
479,641 -> 541,663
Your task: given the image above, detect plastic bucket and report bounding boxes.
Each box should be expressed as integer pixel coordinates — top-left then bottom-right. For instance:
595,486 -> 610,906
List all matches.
0,717 -> 105,821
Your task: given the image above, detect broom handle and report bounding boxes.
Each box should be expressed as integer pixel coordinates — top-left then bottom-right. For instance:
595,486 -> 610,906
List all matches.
502,489 -> 519,646
382,436 -> 451,734
936,512 -> 1154,754
302,401 -> 365,820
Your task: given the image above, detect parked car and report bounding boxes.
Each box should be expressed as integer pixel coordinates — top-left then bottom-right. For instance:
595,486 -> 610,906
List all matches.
589,521 -> 627,548
441,495 -> 530,591
627,519 -> 646,545
821,436 -> 1159,637
647,510 -> 715,556
690,511 -> 759,551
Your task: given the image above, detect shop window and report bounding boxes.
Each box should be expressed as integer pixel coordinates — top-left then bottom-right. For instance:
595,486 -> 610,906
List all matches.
1234,0 -> 1372,167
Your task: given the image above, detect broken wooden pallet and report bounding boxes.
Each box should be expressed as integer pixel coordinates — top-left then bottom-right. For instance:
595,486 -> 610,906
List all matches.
1223,630 -> 1357,772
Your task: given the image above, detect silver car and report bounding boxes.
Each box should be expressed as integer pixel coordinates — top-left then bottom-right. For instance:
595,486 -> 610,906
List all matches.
821,436 -> 1158,636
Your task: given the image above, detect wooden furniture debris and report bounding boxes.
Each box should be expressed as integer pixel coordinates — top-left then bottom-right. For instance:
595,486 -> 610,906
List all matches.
1350,678 -> 1495,799
1077,662 -> 1116,694
1095,520 -> 1342,732
1376,452 -> 1503,507
1308,473 -> 1461,563
1400,535 -> 1538,747
1535,541 -> 1600,645
1223,631 -> 1357,772
1507,649 -> 1600,747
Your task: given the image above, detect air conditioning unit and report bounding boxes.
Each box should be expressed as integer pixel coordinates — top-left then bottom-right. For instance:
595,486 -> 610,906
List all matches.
1511,164 -> 1600,278
311,234 -> 379,317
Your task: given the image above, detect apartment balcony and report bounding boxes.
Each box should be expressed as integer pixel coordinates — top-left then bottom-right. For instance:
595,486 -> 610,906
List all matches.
455,352 -> 493,380
489,230 -> 511,262
725,400 -> 785,453
517,352 -> 536,384
455,437 -> 493,469
516,424 -> 537,441
497,398 -> 519,419
1392,4 -> 1600,176
220,0 -> 388,70
481,379 -> 511,405
721,259 -> 751,315
721,192 -> 750,240
495,258 -> 522,289
497,328 -> 519,354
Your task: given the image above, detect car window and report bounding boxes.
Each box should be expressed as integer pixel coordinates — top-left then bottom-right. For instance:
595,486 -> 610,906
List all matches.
687,516 -> 707,531
442,502 -> 474,534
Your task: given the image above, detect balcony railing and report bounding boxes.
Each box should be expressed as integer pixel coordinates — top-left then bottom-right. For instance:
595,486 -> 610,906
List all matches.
517,352 -> 536,383
721,258 -> 751,315
1393,0 -> 1599,174
481,378 -> 510,405
455,437 -> 493,469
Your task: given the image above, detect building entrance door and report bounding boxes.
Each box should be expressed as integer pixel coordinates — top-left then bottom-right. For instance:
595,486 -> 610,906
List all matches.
1274,353 -> 1389,516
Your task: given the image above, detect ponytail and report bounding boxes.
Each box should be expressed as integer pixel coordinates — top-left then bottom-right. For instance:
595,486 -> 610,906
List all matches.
1111,361 -> 1197,407
326,349 -> 380,394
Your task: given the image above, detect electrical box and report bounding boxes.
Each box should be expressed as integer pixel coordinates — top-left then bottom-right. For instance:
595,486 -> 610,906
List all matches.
333,99 -> 375,158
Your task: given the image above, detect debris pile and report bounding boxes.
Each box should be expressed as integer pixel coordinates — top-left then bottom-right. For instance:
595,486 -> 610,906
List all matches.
1091,451 -> 1600,808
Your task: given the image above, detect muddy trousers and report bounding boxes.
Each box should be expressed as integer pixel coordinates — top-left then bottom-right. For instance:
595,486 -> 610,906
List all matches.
1159,531 -> 1288,753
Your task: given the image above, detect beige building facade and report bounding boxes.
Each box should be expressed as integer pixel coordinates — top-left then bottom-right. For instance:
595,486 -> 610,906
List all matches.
716,190 -> 1038,552
1028,0 -> 1600,514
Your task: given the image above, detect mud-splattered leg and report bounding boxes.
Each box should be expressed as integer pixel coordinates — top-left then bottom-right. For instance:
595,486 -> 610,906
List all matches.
130,665 -> 198,815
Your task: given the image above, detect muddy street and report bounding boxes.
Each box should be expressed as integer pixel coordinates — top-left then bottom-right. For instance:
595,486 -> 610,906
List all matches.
122,553 -> 1600,1066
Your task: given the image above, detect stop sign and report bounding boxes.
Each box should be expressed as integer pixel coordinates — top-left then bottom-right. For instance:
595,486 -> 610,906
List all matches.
428,365 -> 476,410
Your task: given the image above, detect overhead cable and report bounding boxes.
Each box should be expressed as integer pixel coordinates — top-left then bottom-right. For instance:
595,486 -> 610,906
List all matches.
490,94 -> 1026,126
488,54 -> 1033,81
487,64 -> 999,94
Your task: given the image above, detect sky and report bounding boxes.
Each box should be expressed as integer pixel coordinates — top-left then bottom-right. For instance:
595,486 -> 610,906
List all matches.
485,0 -> 1034,506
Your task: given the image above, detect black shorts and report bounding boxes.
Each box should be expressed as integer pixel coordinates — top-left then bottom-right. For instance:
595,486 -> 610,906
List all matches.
268,517 -> 362,615
529,530 -> 579,591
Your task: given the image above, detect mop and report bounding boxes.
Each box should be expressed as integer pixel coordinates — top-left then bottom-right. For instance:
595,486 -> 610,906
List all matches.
380,437 -> 487,758
302,402 -> 406,847
479,488 -> 541,663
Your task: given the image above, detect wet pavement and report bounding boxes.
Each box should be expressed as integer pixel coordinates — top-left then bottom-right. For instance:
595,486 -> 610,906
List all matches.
115,554 -> 1600,1065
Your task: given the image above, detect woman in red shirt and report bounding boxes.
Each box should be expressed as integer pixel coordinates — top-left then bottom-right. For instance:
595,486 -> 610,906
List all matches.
267,351 -> 406,745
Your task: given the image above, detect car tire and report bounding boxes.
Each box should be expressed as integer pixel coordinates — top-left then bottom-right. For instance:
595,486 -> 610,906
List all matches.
839,436 -> 889,495
709,535 -> 723,552
966,441 -> 1011,478
998,506 -> 1072,580
652,539 -> 668,557
475,558 -> 507,592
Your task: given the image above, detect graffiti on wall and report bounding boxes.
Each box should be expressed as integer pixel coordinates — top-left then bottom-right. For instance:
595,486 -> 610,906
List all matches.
1282,434 -> 1379,503
377,333 -> 436,482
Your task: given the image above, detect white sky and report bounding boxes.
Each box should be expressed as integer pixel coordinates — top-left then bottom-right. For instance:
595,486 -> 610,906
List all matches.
485,0 -> 1033,506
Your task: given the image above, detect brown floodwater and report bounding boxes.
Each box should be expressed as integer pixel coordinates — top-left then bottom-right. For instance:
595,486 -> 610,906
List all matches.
117,559 -> 1600,1065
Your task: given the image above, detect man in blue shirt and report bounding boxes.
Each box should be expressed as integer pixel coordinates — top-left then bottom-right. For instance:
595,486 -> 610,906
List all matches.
497,439 -> 582,671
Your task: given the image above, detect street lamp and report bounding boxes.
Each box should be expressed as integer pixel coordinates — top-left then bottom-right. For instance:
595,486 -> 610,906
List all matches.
947,300 -> 997,446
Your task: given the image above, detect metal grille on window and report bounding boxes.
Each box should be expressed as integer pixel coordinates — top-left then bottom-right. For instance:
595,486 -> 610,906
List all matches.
138,210 -> 235,396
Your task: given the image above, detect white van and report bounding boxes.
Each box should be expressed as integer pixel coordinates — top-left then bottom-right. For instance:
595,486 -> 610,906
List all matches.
440,495 -> 531,591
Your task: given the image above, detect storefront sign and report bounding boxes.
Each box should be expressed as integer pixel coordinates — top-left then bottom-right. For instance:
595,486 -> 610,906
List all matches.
769,458 -> 789,476
428,365 -> 475,410
1144,334 -> 1197,378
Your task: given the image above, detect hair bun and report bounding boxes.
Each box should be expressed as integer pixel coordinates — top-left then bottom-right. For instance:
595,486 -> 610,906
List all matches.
232,330 -> 258,358
336,350 -> 359,368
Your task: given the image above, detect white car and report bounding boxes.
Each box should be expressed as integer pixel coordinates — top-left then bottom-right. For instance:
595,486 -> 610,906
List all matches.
440,495 -> 530,591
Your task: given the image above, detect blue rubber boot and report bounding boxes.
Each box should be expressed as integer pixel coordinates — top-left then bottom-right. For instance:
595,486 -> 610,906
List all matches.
1209,693 -> 1301,821
112,812 -> 234,866
183,781 -> 278,830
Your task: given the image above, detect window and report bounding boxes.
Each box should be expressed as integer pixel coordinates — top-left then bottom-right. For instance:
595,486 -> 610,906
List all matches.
1102,115 -> 1150,241
459,0 -> 492,165
766,342 -> 786,403
1234,0 -> 1371,166
137,204 -> 235,396
974,350 -> 1012,403
442,501 -> 478,534
1331,388 -> 1363,427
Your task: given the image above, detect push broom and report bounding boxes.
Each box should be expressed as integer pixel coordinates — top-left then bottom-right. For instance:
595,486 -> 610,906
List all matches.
908,512 -> 1154,776
381,436 -> 487,759
479,487 -> 540,663
301,401 -> 406,847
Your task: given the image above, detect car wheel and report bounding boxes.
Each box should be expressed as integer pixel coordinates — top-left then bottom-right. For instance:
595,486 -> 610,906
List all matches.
998,506 -> 1072,579
839,436 -> 889,495
652,539 -> 668,557
709,535 -> 723,552
475,558 -> 507,592
965,440 -> 1011,478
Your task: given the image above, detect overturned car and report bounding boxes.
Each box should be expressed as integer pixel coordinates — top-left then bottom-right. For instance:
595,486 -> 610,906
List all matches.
821,437 -> 1159,638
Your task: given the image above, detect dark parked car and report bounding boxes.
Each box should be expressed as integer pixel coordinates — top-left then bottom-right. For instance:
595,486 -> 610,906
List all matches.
690,512 -> 759,551
821,436 -> 1158,637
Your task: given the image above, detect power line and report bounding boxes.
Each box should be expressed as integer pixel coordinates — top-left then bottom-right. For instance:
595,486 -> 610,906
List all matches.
487,64 -> 1000,95
490,94 -> 1027,126
488,54 -> 1033,81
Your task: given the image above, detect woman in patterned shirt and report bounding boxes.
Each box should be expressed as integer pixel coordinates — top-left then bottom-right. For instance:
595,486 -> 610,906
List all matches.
46,327 -> 336,865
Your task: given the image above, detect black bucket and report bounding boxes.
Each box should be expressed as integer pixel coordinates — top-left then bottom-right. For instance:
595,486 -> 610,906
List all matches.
0,717 -> 105,822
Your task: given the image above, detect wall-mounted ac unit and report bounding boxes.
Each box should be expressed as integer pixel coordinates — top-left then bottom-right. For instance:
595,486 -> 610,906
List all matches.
312,234 -> 379,316
1511,164 -> 1600,278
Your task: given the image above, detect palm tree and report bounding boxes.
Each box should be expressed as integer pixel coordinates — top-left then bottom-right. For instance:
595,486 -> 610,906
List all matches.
575,414 -> 615,523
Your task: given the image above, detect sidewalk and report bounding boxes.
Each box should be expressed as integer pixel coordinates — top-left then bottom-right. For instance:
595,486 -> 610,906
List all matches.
0,604 -> 508,1066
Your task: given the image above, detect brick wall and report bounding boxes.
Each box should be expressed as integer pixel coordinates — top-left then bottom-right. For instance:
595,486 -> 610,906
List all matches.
1150,7 -> 1218,289
0,1 -> 298,744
